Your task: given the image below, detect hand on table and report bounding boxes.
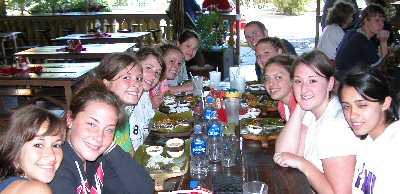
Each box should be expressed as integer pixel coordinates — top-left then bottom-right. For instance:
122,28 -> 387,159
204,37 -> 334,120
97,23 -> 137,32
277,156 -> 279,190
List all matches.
151,95 -> 163,109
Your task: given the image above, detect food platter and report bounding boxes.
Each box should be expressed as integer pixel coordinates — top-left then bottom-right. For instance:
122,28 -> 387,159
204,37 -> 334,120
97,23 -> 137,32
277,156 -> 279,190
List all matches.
242,93 -> 279,116
240,118 -> 284,148
246,81 -> 267,95
159,94 -> 197,114
134,139 -> 190,191
150,110 -> 194,137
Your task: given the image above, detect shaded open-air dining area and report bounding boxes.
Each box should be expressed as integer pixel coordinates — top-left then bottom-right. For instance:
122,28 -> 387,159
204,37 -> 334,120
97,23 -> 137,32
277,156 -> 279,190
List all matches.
0,0 -> 400,193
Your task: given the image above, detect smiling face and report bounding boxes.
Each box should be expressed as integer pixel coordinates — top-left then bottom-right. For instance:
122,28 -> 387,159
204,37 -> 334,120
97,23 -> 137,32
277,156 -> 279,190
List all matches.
67,101 -> 118,162
263,63 -> 292,104
256,42 -> 282,70
140,55 -> 162,91
178,37 -> 199,61
292,63 -> 334,118
244,24 -> 267,50
19,122 -> 63,183
104,64 -> 143,105
164,49 -> 185,80
340,86 -> 389,139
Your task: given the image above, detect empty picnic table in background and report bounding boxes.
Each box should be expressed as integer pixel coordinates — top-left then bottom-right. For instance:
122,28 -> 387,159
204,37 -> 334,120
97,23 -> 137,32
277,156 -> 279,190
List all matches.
0,62 -> 99,110
13,43 -> 138,63
51,32 -> 150,48
0,32 -> 22,65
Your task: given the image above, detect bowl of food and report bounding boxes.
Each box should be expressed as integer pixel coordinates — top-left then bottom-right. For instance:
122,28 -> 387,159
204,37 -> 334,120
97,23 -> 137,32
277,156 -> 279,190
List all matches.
165,138 -> 185,158
146,146 -> 164,157
248,108 -> 261,118
247,125 -> 263,134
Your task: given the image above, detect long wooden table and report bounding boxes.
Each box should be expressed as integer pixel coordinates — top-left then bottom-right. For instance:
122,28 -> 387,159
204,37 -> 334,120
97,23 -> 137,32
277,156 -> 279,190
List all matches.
51,32 -> 150,48
13,43 -> 137,63
0,62 -> 99,109
178,139 -> 312,193
145,130 -> 312,193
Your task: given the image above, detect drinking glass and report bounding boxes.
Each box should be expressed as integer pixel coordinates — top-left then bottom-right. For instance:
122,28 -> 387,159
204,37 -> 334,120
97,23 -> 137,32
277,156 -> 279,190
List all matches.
224,98 -> 240,125
192,76 -> 204,97
242,181 -> 268,194
209,71 -> 221,89
221,134 -> 237,167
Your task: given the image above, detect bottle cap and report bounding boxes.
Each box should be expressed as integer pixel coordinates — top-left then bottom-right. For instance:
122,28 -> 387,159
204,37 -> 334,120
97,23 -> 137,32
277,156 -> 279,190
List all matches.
206,96 -> 214,103
190,180 -> 199,189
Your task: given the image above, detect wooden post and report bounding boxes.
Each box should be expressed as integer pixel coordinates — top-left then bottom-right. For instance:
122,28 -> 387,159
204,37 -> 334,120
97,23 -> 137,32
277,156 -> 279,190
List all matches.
315,0 -> 321,47
235,0 -> 240,65
0,0 -> 6,16
171,0 -> 184,40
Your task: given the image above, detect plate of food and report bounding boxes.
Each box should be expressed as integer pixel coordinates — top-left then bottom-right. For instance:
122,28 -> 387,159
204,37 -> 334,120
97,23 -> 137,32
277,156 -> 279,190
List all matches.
239,118 -> 284,148
150,111 -> 194,137
134,139 -> 190,191
240,118 -> 283,135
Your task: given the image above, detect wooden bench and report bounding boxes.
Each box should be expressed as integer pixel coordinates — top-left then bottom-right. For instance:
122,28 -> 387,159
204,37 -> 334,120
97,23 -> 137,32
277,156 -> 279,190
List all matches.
0,87 -> 67,110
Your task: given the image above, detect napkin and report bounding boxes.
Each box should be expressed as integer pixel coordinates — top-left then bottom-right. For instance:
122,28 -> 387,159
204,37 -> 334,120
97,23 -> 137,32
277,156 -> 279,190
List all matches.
0,66 -> 42,75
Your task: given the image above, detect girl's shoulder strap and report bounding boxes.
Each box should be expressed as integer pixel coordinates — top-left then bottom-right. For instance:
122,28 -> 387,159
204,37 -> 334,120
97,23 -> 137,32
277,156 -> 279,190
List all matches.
0,176 -> 28,192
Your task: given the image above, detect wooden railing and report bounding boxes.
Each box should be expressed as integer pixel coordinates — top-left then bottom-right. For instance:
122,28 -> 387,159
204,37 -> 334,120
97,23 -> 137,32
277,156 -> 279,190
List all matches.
0,11 -> 240,61
0,11 -> 171,46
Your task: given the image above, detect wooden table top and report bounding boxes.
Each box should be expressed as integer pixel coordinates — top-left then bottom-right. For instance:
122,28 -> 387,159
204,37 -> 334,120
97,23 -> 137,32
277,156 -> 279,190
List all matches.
51,32 -> 150,42
0,32 -> 22,38
144,128 -> 312,193
13,43 -> 137,62
178,139 -> 312,194
0,62 -> 99,81
14,43 -> 136,55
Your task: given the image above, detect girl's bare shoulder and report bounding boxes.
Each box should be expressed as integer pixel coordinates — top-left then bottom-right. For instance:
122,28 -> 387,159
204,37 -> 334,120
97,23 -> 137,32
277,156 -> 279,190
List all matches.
2,180 -> 52,194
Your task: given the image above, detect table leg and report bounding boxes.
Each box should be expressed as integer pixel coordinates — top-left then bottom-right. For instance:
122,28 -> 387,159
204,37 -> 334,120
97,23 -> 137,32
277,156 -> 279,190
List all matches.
11,34 -> 18,53
0,39 -> 6,65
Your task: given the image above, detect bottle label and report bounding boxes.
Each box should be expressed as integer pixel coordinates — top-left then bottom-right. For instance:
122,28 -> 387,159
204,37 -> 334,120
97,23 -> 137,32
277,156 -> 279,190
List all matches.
191,138 -> 206,156
207,124 -> 222,137
204,109 -> 212,120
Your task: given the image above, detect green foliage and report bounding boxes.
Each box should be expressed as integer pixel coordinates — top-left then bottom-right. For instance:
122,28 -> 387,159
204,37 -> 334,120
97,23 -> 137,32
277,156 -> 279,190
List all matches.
29,0 -> 111,14
7,0 -> 37,13
113,0 -> 128,6
272,0 -> 310,15
195,12 -> 228,49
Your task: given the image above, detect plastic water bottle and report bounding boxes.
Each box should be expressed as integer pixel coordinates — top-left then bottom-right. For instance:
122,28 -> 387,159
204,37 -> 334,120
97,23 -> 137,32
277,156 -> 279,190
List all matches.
203,96 -> 216,124
207,111 -> 222,163
190,125 -> 208,180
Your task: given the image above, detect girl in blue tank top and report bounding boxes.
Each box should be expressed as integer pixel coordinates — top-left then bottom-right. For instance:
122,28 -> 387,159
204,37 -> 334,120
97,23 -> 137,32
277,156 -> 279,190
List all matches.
0,105 -> 65,193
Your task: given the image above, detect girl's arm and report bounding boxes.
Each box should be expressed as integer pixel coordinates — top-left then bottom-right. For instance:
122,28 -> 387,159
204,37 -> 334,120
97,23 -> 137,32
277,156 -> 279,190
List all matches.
169,84 -> 194,94
274,153 -> 355,194
319,155 -> 356,194
377,30 -> 389,59
275,104 -> 307,155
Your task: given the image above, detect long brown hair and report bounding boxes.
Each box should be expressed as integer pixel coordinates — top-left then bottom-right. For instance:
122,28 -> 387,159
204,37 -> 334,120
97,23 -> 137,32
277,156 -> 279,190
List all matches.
85,52 -> 141,85
0,105 -> 65,181
135,46 -> 166,76
68,81 -> 126,130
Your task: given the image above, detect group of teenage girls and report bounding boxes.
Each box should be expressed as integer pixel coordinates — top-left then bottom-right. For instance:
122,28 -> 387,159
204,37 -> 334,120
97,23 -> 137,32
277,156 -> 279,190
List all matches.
1,24 -> 399,193
0,29 -> 201,193
256,34 -> 399,192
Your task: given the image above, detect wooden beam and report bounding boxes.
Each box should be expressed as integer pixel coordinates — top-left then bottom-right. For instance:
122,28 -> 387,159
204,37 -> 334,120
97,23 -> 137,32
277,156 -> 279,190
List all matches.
0,0 -> 6,16
315,0 -> 321,47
